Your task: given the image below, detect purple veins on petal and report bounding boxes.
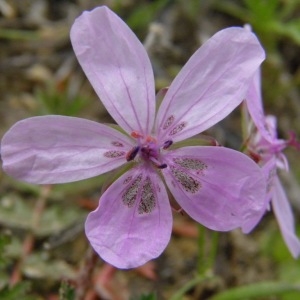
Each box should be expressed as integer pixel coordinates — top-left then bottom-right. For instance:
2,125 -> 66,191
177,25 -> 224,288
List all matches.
170,166 -> 201,193
138,177 -> 156,214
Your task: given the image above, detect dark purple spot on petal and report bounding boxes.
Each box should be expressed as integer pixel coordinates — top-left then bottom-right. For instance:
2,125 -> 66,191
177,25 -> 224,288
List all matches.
122,175 -> 142,208
163,115 -> 175,130
126,146 -> 140,161
138,177 -> 156,214
104,150 -> 126,158
171,166 -> 201,193
123,176 -> 132,185
173,157 -> 207,171
169,122 -> 187,136
163,140 -> 173,149
112,141 -> 124,147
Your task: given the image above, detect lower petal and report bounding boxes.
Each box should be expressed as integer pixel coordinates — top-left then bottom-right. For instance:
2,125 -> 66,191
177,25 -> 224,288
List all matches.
85,166 -> 172,269
163,146 -> 266,232
272,176 -> 300,258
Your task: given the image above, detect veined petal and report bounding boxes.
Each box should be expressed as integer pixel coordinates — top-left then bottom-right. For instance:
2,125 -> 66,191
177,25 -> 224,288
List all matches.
70,6 -> 155,136
272,176 -> 300,258
162,146 -> 266,231
85,165 -> 172,269
242,157 -> 276,233
245,69 -> 271,139
156,27 -> 265,142
1,116 -> 134,184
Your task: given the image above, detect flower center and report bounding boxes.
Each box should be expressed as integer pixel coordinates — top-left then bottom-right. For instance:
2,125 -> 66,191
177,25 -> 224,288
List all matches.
126,131 -> 172,169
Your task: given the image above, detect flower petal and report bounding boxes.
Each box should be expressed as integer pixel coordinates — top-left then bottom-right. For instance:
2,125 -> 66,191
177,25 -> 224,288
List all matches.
245,71 -> 278,143
156,27 -> 265,142
272,176 -> 300,258
70,6 -> 155,136
162,146 -> 266,231
85,165 -> 172,269
1,116 -> 134,184
241,157 -> 276,233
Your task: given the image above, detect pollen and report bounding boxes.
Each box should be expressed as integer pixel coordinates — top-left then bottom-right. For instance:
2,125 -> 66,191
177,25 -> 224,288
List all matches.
131,131 -> 143,138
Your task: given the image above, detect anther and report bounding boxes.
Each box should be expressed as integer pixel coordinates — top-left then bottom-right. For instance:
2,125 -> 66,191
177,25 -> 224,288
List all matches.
163,140 -> 173,149
131,131 -> 143,139
126,146 -> 140,161
157,163 -> 167,169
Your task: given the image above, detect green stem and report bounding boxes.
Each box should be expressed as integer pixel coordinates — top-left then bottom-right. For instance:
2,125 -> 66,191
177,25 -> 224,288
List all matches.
170,276 -> 209,300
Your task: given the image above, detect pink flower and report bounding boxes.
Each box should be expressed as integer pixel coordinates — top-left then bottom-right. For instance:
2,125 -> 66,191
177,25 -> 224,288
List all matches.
245,69 -> 300,257
1,6 -> 266,268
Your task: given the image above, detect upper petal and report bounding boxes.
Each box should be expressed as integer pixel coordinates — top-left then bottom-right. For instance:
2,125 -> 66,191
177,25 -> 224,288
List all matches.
162,146 -> 266,231
155,27 -> 265,142
272,176 -> 300,258
70,6 -> 155,136
1,116 -> 134,184
85,165 -> 172,269
245,71 -> 278,144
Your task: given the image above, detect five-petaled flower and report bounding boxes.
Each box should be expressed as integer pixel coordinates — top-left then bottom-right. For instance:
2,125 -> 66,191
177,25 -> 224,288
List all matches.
245,69 -> 300,257
1,6 -> 266,268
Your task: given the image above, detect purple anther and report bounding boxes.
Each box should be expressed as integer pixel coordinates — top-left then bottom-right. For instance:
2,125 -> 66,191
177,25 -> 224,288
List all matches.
157,163 -> 167,169
126,146 -> 140,161
163,140 -> 173,149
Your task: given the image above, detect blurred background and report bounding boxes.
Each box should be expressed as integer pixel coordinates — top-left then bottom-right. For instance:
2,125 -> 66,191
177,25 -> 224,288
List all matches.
1,0 -> 300,299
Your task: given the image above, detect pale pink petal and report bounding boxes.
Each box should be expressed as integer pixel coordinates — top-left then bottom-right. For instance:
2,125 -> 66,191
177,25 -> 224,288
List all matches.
272,176 -> 300,258
85,165 -> 172,269
1,116 -> 134,184
70,6 -> 155,136
242,157 -> 277,233
156,27 -> 265,142
162,146 -> 266,231
245,70 -> 270,137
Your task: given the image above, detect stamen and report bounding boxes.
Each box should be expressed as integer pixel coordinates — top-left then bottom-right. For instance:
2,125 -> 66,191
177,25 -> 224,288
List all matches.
126,146 -> 140,161
131,131 -> 143,139
146,135 -> 156,143
157,163 -> 167,169
149,156 -> 167,169
163,140 -> 173,149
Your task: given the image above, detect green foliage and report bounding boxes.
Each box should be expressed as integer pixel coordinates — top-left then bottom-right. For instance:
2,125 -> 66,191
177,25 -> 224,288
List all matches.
131,293 -> 157,300
209,281 -> 300,300
35,85 -> 88,116
215,0 -> 300,51
0,282 -> 33,300
0,234 -> 33,300
59,281 -> 75,300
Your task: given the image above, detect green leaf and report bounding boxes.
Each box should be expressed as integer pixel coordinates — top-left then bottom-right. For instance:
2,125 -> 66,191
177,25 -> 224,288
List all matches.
209,281 -> 300,300
0,282 -> 33,300
59,281 -> 75,300
131,293 -> 157,300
